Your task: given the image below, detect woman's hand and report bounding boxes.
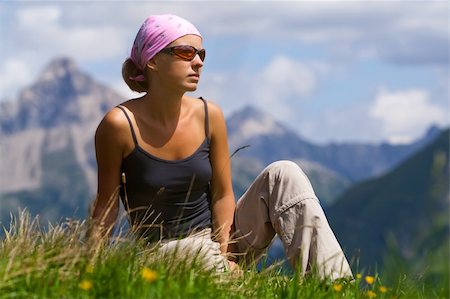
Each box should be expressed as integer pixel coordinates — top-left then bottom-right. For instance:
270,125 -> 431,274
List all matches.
227,260 -> 244,278
227,260 -> 239,270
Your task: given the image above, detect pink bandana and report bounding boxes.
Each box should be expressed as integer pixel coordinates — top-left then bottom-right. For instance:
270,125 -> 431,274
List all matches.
129,14 -> 202,82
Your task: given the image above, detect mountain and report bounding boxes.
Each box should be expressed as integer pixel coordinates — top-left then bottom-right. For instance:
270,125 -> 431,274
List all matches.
0,58 -> 119,135
227,106 -> 441,182
0,57 -> 443,227
0,58 -> 123,224
226,106 -> 353,204
227,106 -> 442,206
326,129 -> 449,270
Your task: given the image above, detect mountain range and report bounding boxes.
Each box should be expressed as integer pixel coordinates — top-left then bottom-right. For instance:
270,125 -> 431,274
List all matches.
0,58 -> 447,273
226,106 -> 441,205
227,105 -> 441,181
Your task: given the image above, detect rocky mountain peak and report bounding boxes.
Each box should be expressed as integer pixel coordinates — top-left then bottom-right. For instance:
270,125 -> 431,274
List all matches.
228,105 -> 288,136
37,57 -> 79,84
226,104 -> 299,150
0,57 -> 121,135
31,57 -> 97,99
228,105 -> 288,127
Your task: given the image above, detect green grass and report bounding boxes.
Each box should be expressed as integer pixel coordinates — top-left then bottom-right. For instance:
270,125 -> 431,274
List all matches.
0,211 -> 446,299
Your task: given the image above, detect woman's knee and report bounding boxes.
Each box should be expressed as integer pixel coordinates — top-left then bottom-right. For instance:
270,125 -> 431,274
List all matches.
265,160 -> 317,202
265,160 -> 300,174
264,160 -> 306,181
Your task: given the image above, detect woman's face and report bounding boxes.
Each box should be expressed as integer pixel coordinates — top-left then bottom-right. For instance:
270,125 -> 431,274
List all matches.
151,34 -> 204,93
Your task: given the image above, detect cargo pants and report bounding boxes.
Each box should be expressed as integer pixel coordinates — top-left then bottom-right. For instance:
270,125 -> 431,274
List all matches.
159,160 -> 353,279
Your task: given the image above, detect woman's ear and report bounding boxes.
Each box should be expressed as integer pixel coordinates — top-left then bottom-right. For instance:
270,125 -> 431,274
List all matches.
146,57 -> 158,72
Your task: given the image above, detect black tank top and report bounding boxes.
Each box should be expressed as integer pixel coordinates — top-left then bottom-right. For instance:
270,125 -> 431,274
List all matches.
118,98 -> 212,241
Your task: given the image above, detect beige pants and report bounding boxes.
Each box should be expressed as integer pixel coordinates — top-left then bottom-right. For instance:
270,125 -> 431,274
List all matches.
233,160 -> 352,279
158,228 -> 228,272
158,160 -> 352,279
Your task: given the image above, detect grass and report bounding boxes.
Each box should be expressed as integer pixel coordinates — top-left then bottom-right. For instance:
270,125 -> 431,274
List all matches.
0,210 -> 447,299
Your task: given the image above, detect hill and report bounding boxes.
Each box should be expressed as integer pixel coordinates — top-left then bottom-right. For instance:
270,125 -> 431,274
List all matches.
327,129 -> 449,272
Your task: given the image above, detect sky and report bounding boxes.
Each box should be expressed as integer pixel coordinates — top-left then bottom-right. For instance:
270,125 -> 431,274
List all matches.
0,0 -> 448,144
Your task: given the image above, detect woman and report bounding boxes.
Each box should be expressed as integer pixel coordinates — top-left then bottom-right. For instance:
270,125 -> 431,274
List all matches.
91,14 -> 352,279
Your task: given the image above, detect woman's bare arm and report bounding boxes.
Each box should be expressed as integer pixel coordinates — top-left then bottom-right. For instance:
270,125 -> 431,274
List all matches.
208,101 -> 236,255
88,108 -> 128,241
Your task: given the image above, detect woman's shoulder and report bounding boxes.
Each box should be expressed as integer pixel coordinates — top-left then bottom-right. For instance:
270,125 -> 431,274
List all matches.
190,97 -> 226,137
96,103 -> 133,140
204,99 -> 225,123
189,96 -> 223,118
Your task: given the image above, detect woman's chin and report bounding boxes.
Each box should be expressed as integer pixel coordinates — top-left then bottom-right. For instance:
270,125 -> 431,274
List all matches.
184,83 -> 199,92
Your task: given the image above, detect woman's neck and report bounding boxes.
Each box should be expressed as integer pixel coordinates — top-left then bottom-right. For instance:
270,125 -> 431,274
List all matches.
140,90 -> 185,126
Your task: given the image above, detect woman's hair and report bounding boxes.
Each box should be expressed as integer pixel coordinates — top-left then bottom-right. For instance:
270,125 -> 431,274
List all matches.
122,58 -> 148,93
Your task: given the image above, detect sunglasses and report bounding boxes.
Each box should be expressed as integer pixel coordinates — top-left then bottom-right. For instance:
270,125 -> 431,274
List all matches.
160,45 -> 206,62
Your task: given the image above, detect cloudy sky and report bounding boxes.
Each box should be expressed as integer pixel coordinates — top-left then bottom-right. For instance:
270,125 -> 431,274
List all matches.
0,1 -> 448,144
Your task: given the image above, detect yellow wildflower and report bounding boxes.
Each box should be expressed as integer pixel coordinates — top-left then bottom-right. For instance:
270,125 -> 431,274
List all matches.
333,283 -> 343,292
79,279 -> 93,291
366,290 -> 376,298
356,273 -> 362,279
379,285 -> 388,293
365,275 -> 375,284
141,267 -> 158,283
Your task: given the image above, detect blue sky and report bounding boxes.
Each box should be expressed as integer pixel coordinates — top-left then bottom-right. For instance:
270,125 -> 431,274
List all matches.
0,1 -> 448,144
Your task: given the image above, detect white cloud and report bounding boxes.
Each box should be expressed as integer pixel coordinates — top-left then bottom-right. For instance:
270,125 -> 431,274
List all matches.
16,5 -> 60,26
12,2 -> 444,66
369,88 -> 447,144
198,56 -> 324,120
259,56 -> 317,97
15,6 -> 127,61
192,2 -> 449,66
254,56 -> 318,117
183,3 -> 448,66
0,4 -> 133,100
3,2 -> 447,78
59,27 -> 126,60
301,101 -> 382,145
0,59 -> 31,100
1,2 -> 447,144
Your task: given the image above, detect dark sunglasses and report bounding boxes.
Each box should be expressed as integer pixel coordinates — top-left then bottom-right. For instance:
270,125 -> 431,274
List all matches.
160,45 -> 206,62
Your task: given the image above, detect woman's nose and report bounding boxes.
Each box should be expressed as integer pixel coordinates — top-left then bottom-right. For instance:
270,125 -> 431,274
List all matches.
192,53 -> 204,67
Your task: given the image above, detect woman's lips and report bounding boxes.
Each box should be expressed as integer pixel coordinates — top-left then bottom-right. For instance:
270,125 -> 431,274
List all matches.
188,73 -> 200,81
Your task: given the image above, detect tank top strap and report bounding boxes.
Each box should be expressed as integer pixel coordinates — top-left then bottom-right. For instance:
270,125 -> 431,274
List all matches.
199,97 -> 210,138
116,105 -> 138,146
